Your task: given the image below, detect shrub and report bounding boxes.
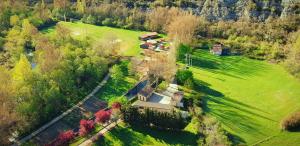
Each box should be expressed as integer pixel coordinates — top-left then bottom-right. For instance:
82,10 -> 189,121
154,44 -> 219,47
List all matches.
176,69 -> 193,85
184,78 -> 194,89
281,111 -> 300,131
95,110 -> 111,124
79,119 -> 95,136
123,107 -> 188,130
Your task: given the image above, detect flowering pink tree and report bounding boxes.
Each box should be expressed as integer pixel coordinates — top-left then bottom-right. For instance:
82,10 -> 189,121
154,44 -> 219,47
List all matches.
79,119 -> 95,136
111,102 -> 122,109
94,110 -> 111,124
47,130 -> 75,146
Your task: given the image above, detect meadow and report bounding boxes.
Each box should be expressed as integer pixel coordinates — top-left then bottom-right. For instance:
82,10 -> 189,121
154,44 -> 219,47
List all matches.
42,22 -> 148,56
190,49 -> 300,145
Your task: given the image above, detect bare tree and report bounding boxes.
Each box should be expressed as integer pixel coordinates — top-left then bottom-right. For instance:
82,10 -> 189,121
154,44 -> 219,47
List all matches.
167,12 -> 200,45
55,23 -> 71,42
93,34 -> 121,57
146,7 -> 183,33
35,36 -> 61,73
147,51 -> 177,83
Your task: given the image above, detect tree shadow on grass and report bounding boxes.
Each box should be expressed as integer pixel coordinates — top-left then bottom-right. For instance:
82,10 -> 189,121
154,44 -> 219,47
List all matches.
96,125 -> 198,146
227,132 -> 246,146
191,50 -> 268,79
193,79 -> 277,144
191,56 -> 220,70
193,79 -> 272,118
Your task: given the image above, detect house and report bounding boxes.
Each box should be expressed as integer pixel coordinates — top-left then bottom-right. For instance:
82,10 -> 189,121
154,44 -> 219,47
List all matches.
210,44 -> 223,55
133,83 -> 184,113
137,86 -> 154,101
139,32 -> 159,41
210,43 -> 230,56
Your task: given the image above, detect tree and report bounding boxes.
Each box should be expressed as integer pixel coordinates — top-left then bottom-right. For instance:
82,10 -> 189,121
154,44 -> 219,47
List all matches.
4,27 -> 25,62
0,67 -> 21,145
111,102 -> 122,109
177,44 -> 192,61
21,19 -> 38,40
145,7 -> 183,33
110,101 -> 122,124
77,0 -> 86,14
53,0 -> 70,21
93,34 -> 121,57
94,110 -> 111,124
12,54 -> 32,83
56,130 -> 75,145
55,23 -> 71,43
145,7 -> 169,32
35,36 -> 61,73
147,51 -> 176,83
129,57 -> 142,76
167,12 -> 199,45
201,117 -> 232,146
46,130 -> 75,146
79,119 -> 95,136
285,31 -> 300,78
110,65 -> 124,84
10,15 -> 20,26
175,69 -> 193,85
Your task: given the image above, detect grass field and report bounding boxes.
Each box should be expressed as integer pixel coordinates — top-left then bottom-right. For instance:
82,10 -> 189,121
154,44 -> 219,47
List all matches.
190,49 -> 300,145
95,76 -> 137,102
92,122 -> 198,146
42,22 -> 149,56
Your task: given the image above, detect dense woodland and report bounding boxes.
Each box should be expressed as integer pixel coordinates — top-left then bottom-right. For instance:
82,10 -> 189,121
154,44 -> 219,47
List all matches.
0,0 -> 299,145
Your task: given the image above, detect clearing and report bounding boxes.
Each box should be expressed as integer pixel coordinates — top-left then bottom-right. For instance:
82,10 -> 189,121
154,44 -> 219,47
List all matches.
190,49 -> 300,145
42,22 -> 149,56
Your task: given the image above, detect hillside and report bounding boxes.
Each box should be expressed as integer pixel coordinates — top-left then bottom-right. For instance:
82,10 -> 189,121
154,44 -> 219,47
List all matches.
112,0 -> 300,21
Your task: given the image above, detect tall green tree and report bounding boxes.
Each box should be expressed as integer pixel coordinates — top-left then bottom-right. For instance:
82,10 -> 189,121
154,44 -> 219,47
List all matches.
110,64 -> 124,84
285,32 -> 300,78
4,27 -> 25,62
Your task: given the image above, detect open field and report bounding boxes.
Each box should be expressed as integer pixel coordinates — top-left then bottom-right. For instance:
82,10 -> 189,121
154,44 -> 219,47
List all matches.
190,49 -> 300,145
92,122 -> 198,146
42,22 -> 149,56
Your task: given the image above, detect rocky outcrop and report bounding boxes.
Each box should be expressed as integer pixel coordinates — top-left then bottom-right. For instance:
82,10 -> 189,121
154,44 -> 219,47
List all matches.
189,0 -> 299,21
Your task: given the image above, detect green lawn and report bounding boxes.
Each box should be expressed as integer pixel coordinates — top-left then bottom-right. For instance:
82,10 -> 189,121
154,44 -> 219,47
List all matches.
95,76 -> 137,102
92,122 -> 198,146
42,22 -> 149,56
190,49 -> 300,145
